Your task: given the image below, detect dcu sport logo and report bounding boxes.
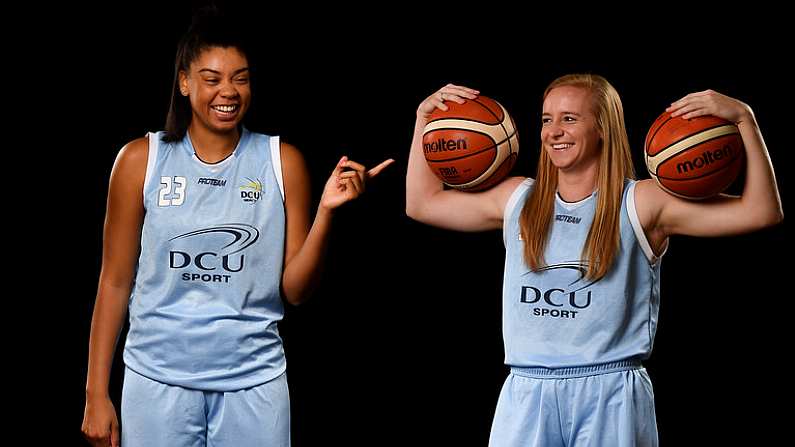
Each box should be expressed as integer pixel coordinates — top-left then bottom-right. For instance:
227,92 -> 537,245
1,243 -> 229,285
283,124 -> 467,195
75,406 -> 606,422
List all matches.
519,261 -> 599,320
240,178 -> 263,204
168,223 -> 260,284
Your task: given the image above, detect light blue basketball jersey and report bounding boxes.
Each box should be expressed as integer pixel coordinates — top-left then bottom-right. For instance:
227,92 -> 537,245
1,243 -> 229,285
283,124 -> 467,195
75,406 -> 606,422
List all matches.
123,128 -> 287,391
501,178 -> 664,368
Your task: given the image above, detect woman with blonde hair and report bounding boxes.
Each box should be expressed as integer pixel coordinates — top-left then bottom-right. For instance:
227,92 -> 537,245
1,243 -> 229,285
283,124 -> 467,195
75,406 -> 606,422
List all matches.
406,74 -> 782,446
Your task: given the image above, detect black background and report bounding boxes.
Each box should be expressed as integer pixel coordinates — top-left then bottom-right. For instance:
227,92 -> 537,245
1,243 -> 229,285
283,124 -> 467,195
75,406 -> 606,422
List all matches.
43,3 -> 790,445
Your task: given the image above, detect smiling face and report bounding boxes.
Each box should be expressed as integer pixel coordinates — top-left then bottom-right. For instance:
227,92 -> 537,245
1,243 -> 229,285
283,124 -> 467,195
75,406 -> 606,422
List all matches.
179,46 -> 251,135
541,85 -> 603,174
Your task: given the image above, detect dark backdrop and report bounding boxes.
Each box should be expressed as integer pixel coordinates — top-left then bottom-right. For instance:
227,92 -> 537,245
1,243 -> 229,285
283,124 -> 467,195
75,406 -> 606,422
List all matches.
48,3 -> 790,445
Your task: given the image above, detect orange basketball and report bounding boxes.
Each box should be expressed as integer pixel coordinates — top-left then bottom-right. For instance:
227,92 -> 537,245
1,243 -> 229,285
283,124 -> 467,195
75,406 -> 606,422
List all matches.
422,96 -> 519,192
644,111 -> 744,200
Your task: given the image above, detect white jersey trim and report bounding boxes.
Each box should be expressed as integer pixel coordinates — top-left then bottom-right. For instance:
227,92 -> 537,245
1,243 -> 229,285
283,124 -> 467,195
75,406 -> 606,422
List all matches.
556,190 -> 596,211
627,181 -> 667,265
503,177 -> 534,246
144,132 -> 159,203
270,136 -> 285,202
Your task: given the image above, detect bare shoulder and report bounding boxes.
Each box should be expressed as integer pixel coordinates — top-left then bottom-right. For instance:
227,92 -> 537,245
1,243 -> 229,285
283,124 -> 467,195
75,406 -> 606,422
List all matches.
497,176 -> 529,193
105,136 -> 149,213
119,136 -> 149,162
280,141 -> 308,176
632,178 -> 670,230
634,179 -> 671,204
634,178 -> 659,198
111,136 -> 149,183
493,175 -> 530,208
279,141 -> 310,204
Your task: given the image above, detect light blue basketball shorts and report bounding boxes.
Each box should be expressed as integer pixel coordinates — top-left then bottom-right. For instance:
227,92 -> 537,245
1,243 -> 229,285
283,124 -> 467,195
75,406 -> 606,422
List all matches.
121,366 -> 290,447
489,360 -> 658,447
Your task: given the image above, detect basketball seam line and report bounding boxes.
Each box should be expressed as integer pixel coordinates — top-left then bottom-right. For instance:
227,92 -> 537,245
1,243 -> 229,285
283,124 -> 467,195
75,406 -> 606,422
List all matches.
426,116 -> 503,126
474,98 -> 515,156
455,152 -> 517,188
649,122 -> 738,156
647,115 -> 675,151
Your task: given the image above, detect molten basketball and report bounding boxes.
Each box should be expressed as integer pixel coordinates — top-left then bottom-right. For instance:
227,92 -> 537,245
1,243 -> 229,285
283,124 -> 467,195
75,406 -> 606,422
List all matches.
644,111 -> 744,200
422,96 -> 519,192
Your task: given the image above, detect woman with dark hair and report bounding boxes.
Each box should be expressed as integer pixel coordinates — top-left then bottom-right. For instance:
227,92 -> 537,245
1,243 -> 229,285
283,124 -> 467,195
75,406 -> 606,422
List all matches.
406,76 -> 782,446
81,12 -> 392,447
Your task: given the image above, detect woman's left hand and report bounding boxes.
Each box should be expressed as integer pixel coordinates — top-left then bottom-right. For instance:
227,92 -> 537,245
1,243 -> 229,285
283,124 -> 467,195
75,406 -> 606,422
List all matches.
320,156 -> 394,211
666,89 -> 753,124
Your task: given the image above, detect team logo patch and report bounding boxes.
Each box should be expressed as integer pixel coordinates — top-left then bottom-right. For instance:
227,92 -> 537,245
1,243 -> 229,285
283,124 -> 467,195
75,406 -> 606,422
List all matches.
240,178 -> 263,204
519,260 -> 599,320
168,223 -> 260,284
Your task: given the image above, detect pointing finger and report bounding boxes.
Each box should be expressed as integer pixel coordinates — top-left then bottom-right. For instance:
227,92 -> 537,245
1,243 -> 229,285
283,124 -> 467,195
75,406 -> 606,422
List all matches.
367,159 -> 395,178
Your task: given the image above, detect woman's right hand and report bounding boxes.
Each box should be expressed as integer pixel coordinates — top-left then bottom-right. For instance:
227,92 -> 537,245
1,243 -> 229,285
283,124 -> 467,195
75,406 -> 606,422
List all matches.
82,395 -> 120,447
416,83 -> 480,121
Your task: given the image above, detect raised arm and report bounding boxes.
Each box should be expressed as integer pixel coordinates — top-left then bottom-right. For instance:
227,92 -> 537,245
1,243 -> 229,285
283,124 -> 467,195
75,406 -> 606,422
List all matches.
635,90 -> 783,249
280,143 -> 393,305
82,137 -> 148,447
406,84 -> 525,232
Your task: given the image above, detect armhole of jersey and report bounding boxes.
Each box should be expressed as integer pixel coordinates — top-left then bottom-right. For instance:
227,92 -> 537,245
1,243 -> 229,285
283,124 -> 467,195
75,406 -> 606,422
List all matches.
627,181 -> 667,265
143,132 -> 159,204
503,178 -> 534,246
270,135 -> 285,202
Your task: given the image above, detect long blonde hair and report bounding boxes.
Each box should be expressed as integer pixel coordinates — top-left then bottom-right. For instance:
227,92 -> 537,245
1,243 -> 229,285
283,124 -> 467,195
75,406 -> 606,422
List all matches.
519,74 -> 635,281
